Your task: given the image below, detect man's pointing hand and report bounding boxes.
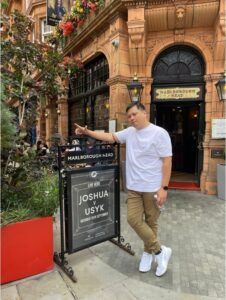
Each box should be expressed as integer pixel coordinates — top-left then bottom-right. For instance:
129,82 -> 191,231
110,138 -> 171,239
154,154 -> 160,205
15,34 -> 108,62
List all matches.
74,123 -> 88,135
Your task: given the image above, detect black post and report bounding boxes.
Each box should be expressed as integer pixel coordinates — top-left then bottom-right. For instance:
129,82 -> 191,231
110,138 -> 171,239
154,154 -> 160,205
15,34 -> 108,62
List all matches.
53,146 -> 77,282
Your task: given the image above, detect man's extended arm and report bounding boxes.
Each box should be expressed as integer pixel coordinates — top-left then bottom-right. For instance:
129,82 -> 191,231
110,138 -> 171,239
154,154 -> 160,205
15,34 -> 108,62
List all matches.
74,123 -> 119,143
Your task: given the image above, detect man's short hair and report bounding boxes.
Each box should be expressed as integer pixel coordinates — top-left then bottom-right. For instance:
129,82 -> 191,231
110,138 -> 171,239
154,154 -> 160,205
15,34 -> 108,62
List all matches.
126,101 -> 146,113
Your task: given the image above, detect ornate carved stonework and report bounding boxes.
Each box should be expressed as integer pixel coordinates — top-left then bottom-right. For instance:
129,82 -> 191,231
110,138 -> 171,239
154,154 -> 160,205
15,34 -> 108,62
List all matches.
175,6 -> 185,26
107,75 -> 131,86
219,13 -> 226,36
174,29 -> 185,42
147,39 -> 158,54
122,0 -> 175,6
129,29 -> 144,45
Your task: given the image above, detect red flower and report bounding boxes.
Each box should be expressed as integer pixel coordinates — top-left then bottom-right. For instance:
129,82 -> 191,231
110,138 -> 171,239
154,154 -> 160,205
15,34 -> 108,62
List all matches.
59,21 -> 74,36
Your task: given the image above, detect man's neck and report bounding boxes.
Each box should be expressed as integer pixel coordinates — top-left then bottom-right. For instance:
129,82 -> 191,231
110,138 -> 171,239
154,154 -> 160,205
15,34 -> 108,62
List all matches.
138,121 -> 150,130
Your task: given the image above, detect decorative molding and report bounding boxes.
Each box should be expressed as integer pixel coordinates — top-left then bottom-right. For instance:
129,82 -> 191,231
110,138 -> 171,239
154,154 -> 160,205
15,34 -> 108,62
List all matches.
107,75 -> 131,86
210,73 -> 224,81
122,0 -> 174,6
128,29 -> 144,45
127,20 -> 146,45
219,13 -> 226,36
174,29 -> 185,42
204,74 -> 212,82
26,0 -> 45,15
175,5 -> 186,29
121,0 -> 147,7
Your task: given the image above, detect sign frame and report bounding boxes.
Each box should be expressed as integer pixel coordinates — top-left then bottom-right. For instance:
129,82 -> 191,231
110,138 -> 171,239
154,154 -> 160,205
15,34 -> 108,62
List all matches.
54,141 -> 134,283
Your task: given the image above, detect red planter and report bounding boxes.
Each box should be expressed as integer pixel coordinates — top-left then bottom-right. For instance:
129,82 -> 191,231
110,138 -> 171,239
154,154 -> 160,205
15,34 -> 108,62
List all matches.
1,216 -> 54,284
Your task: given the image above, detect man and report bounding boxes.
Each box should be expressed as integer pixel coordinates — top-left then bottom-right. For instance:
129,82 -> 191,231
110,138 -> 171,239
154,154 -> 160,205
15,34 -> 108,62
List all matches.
74,102 -> 172,277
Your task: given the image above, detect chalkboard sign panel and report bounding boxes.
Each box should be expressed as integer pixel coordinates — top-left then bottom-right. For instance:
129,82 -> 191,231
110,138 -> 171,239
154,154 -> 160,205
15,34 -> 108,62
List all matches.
66,166 -> 119,253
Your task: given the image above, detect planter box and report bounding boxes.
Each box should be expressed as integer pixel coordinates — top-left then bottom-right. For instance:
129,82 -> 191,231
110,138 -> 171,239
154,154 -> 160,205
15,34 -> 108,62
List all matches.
1,216 -> 53,284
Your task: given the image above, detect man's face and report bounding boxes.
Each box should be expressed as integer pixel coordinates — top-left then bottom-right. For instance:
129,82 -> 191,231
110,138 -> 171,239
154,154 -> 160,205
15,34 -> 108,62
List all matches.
127,106 -> 147,129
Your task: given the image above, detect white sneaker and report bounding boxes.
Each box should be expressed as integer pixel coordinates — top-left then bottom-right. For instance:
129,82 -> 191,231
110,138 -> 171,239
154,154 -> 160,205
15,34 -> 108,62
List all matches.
155,245 -> 172,277
139,252 -> 153,272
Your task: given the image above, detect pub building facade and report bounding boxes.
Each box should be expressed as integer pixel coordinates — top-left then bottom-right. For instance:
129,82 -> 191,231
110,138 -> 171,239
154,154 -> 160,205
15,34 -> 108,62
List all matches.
8,0 -> 225,195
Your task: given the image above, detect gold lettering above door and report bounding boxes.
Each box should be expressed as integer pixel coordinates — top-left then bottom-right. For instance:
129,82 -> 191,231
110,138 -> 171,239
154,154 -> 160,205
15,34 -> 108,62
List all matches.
155,87 -> 201,100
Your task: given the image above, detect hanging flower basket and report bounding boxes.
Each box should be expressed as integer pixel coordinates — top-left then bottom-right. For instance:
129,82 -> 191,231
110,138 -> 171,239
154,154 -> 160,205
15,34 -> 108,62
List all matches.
55,0 -> 105,39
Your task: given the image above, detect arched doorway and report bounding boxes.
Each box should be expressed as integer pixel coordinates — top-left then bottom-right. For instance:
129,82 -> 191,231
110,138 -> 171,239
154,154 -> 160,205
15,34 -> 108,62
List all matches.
68,54 -> 109,136
151,45 -> 205,186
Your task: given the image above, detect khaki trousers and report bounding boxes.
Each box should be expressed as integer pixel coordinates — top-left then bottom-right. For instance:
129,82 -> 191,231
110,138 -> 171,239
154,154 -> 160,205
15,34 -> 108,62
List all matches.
127,190 -> 161,254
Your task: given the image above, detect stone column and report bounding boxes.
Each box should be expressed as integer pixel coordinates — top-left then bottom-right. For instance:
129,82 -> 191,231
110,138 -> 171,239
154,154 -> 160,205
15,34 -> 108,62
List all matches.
107,76 -> 130,130
127,5 -> 147,76
201,74 -> 225,194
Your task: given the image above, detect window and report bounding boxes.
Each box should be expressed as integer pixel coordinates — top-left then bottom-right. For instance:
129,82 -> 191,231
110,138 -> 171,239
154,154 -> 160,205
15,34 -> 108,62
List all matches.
152,46 -> 204,83
70,55 -> 109,97
41,19 -> 53,43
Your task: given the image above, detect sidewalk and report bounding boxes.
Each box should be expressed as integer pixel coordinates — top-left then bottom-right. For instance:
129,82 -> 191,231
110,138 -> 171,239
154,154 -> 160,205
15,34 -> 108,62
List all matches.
2,190 -> 225,300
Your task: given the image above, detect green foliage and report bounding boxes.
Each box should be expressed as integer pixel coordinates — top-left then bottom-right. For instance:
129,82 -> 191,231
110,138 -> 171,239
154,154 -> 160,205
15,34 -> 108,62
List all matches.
1,134 -> 59,226
1,171 -> 59,226
0,102 -> 17,149
1,10 -> 71,122
29,172 -> 59,217
0,10 -> 74,226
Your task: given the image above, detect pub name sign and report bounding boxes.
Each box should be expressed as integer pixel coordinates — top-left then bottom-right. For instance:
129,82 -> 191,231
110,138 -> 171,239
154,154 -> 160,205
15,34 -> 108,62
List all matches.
154,86 -> 202,101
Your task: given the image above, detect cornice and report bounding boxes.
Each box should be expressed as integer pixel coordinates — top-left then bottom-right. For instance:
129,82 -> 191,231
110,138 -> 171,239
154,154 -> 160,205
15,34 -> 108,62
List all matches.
121,0 -> 219,6
121,0 -> 173,7
107,75 -> 151,86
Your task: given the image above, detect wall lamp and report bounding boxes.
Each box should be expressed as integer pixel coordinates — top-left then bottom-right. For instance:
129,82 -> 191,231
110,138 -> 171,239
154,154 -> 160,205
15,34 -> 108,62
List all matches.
216,73 -> 226,101
44,111 -> 49,118
127,74 -> 143,102
57,108 -> 61,115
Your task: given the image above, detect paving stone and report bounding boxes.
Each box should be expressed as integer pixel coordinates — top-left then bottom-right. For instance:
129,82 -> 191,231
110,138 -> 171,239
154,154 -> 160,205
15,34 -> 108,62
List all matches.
17,271 -> 74,300
1,286 -> 20,300
2,190 -> 225,300
91,191 -> 225,298
59,249 -> 128,299
81,281 -> 137,300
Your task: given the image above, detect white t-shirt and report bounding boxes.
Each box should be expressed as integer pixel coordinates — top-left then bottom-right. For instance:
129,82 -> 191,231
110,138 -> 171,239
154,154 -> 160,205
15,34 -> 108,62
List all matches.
115,123 -> 172,192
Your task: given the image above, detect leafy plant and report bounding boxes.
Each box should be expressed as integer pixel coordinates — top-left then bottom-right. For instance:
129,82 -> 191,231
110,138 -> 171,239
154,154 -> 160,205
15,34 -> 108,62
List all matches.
0,8 -> 89,226
1,10 -> 83,114
1,171 -> 59,226
0,101 -> 17,149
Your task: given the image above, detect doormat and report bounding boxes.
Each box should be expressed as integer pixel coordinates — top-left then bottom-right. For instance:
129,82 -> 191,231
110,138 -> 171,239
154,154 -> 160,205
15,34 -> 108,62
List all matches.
169,181 -> 200,191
